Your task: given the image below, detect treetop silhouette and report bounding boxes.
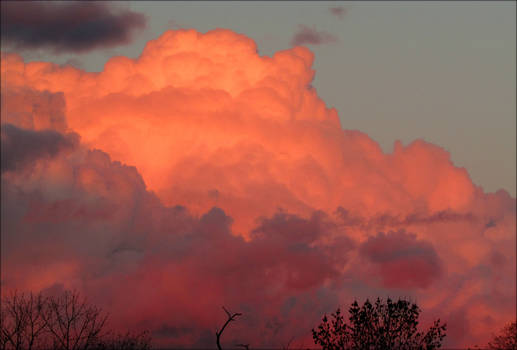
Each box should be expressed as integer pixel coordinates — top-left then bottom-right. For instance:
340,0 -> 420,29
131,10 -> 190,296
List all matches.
312,297 -> 446,350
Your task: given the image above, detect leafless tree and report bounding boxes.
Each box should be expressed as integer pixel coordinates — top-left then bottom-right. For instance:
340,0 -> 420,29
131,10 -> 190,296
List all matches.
0,291 -> 48,350
40,290 -> 108,350
215,306 -> 242,350
1,290 -> 151,350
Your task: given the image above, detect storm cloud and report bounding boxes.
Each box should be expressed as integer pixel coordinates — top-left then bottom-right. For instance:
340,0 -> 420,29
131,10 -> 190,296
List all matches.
1,2 -> 146,53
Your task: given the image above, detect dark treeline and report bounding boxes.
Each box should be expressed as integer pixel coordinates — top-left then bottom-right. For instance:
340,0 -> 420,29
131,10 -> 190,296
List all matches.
2,289 -> 514,350
0,290 -> 150,350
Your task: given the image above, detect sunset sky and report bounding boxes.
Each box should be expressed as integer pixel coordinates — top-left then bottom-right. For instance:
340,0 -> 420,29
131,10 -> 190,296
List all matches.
1,1 -> 515,348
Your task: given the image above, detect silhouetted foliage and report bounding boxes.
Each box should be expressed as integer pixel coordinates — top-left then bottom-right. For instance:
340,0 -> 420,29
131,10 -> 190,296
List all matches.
312,298 -> 446,350
0,290 -> 151,350
488,322 -> 517,350
94,331 -> 152,350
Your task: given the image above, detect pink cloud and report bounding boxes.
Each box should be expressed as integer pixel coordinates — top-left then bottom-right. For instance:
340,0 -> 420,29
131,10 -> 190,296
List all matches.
359,230 -> 443,289
1,29 -> 515,348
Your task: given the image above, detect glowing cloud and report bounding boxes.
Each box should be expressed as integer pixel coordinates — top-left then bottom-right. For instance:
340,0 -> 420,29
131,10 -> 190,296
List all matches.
1,29 -> 515,348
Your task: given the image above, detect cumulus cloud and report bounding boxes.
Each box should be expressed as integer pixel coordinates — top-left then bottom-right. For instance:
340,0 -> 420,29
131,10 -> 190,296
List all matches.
290,25 -> 339,46
0,142 -> 351,347
1,88 -> 68,132
0,124 -> 78,173
1,29 -> 515,348
359,230 -> 443,289
329,7 -> 346,20
0,87 -> 79,172
0,2 -> 146,53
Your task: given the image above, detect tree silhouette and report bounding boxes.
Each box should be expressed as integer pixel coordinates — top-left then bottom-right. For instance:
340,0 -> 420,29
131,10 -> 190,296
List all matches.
216,306 -> 242,350
0,290 -> 151,350
488,322 -> 517,350
312,298 -> 446,350
0,291 -> 48,350
93,330 -> 152,350
39,290 -> 107,350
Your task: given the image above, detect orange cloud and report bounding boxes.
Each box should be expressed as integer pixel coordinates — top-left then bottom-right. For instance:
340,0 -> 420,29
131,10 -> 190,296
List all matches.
1,29 -> 515,348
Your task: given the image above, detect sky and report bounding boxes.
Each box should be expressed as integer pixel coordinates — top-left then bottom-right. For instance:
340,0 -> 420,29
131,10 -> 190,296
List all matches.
1,1 -> 516,348
7,1 -> 516,196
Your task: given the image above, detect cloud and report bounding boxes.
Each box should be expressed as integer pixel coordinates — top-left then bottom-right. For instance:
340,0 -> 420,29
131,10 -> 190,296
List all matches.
0,140 -> 351,347
290,25 -> 338,46
335,207 -> 475,230
1,124 -> 78,173
1,29 -> 515,348
0,2 -> 146,53
359,230 -> 443,289
329,7 -> 346,20
1,88 -> 68,132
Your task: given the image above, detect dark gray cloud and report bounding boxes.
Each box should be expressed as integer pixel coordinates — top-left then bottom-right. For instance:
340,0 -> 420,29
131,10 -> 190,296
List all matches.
1,124 -> 79,173
1,2 -> 146,53
290,25 -> 338,46
329,7 -> 346,20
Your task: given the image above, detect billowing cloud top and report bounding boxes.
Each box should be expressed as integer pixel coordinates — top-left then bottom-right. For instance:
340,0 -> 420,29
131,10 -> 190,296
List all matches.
1,29 -> 515,348
1,2 -> 146,53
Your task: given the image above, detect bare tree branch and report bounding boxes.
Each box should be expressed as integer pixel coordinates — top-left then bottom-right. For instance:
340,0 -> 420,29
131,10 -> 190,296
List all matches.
40,290 -> 108,350
216,306 -> 242,350
1,289 -> 149,350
